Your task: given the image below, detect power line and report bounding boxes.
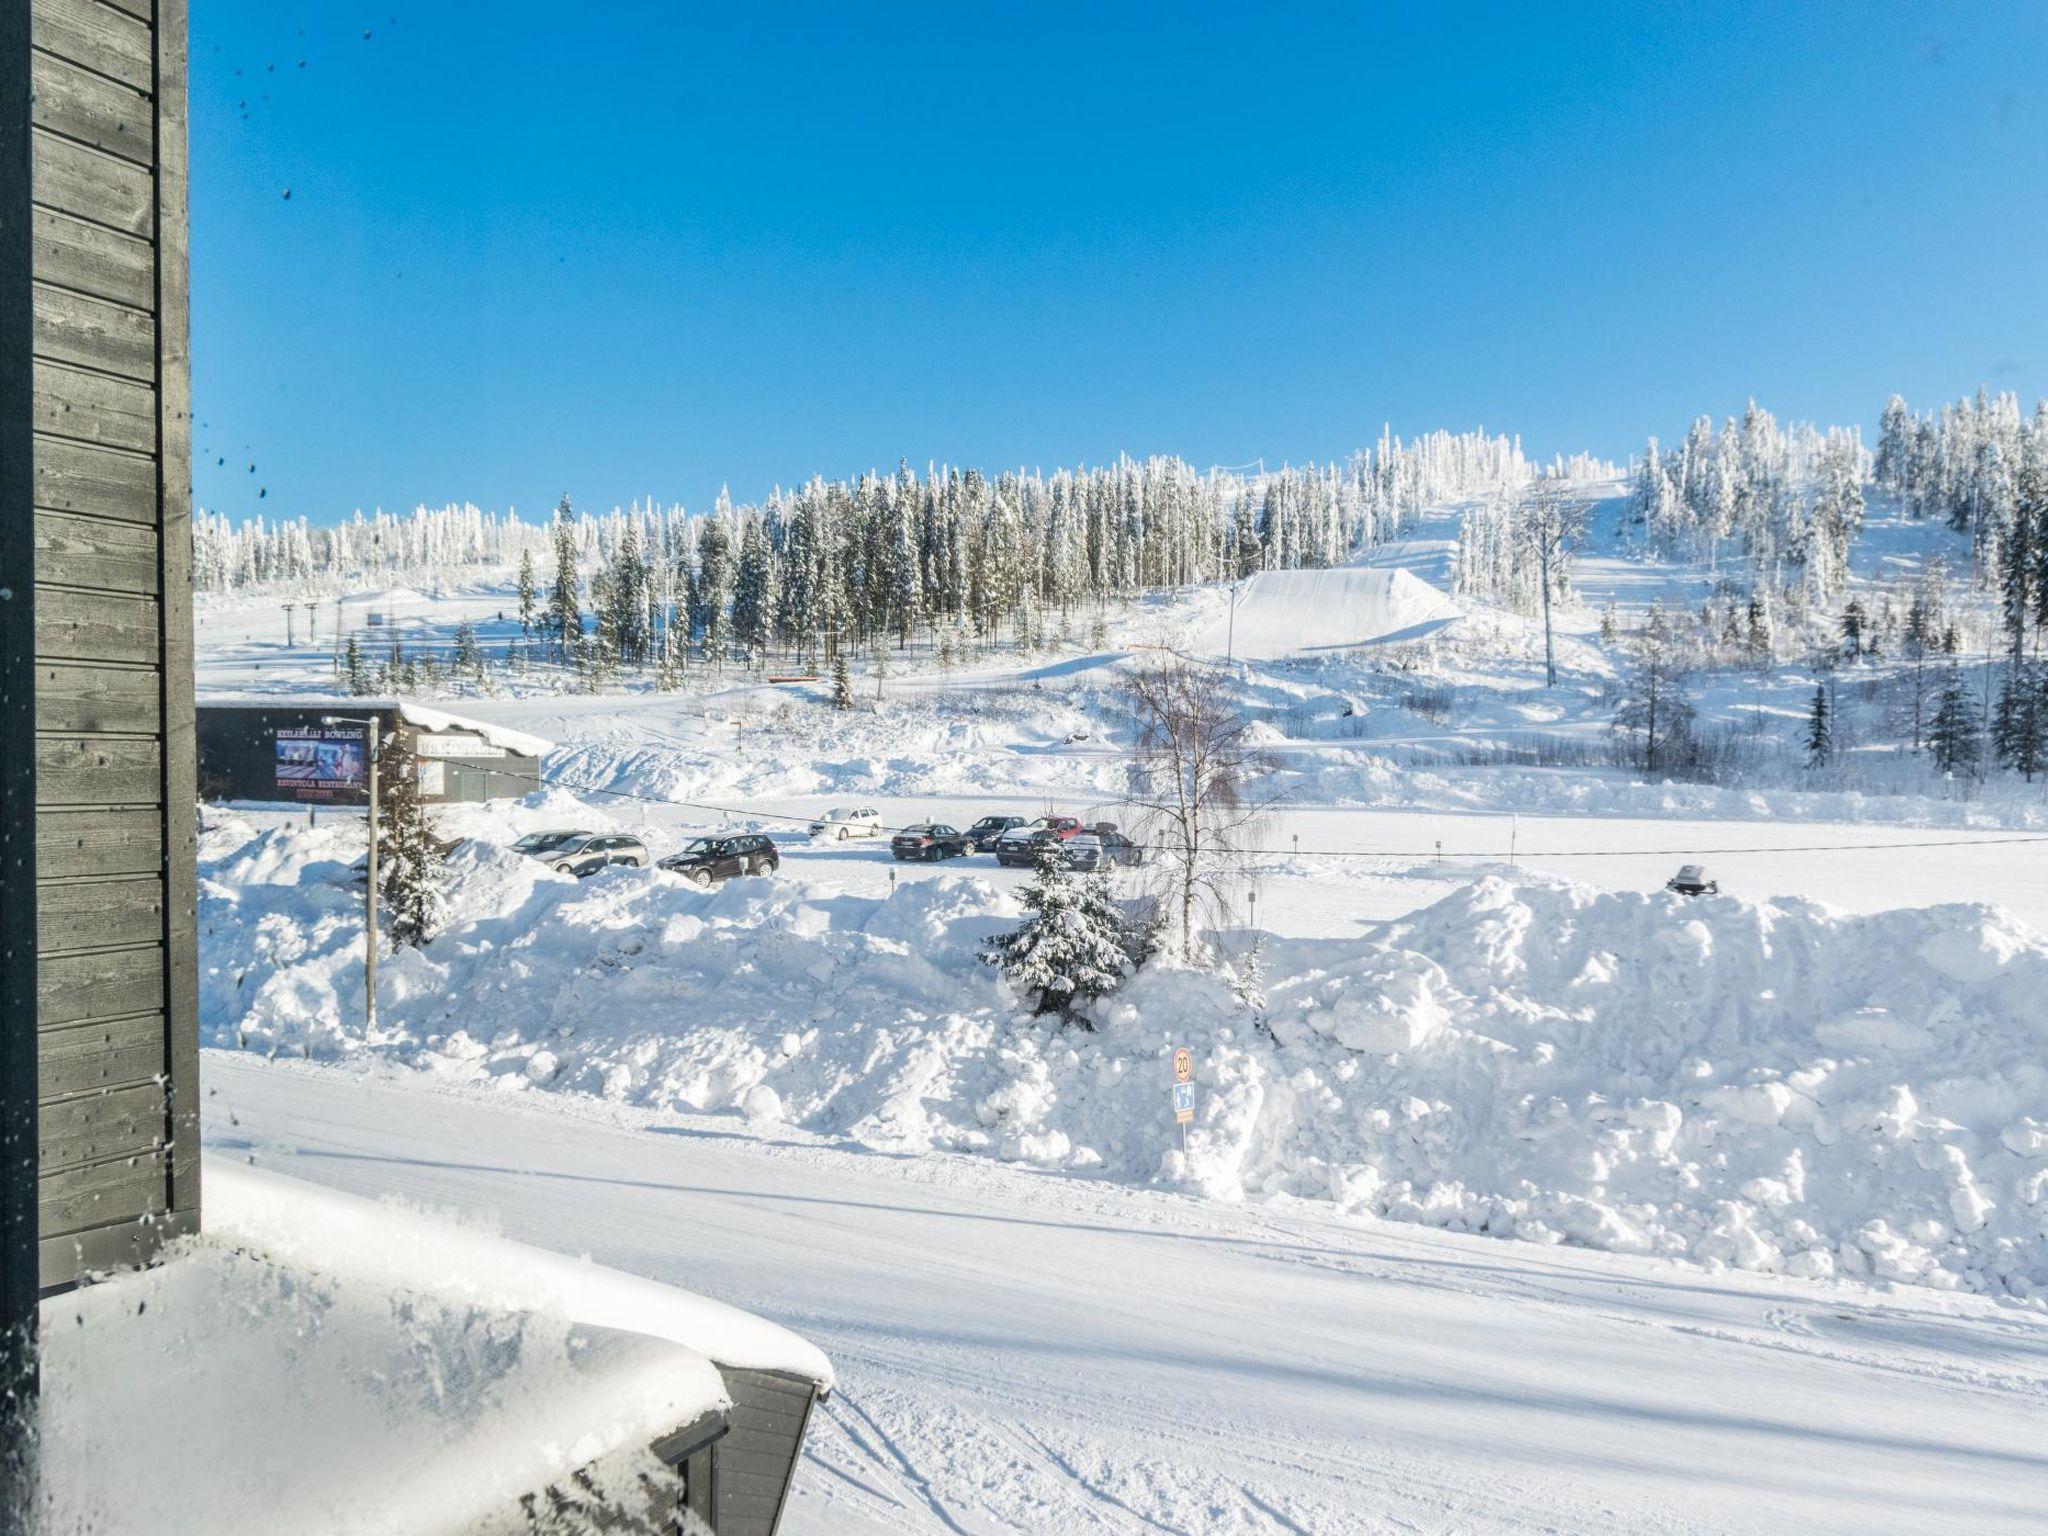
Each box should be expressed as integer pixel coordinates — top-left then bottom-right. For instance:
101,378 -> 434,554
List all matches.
407,755 -> 2048,865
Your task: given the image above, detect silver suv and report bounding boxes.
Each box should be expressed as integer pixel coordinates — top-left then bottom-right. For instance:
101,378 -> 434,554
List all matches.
513,830 -> 650,878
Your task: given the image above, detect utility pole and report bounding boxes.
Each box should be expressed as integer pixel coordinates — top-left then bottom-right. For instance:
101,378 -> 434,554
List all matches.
283,601 -> 296,647
323,714 -> 383,1034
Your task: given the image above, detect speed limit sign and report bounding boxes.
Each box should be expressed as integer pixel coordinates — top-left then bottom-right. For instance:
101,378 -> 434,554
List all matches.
1173,1047 -> 1192,1084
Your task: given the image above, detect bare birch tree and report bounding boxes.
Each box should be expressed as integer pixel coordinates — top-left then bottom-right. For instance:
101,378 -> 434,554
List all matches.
1523,477 -> 1589,688
1117,652 -> 1281,963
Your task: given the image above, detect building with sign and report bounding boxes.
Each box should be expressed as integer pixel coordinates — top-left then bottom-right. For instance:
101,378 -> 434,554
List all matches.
197,699 -> 550,806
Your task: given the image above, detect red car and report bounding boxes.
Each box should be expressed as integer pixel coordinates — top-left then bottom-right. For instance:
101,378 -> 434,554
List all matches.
994,816 -> 1085,866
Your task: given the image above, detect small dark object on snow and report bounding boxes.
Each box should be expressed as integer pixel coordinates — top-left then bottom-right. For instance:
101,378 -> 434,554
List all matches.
1665,864 -> 1719,897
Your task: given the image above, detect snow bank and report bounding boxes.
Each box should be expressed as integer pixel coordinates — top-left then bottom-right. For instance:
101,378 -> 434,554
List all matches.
201,816 -> 2048,1299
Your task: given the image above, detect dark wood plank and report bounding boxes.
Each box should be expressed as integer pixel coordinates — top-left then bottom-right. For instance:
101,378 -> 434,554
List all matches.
37,1147 -> 168,1241
37,1013 -> 164,1101
35,806 -> 162,879
31,47 -> 151,166
36,944 -> 164,1028
31,127 -> 152,237
38,1081 -> 163,1174
28,0 -> 154,94
32,205 -> 150,309
34,661 -> 161,734
33,358 -> 155,451
36,733 -> 162,808
34,433 -> 154,523
34,509 -> 159,593
35,584 -> 158,664
36,871 -> 162,947
158,0 -> 201,1226
33,279 -> 152,378
2,0 -> 40,1353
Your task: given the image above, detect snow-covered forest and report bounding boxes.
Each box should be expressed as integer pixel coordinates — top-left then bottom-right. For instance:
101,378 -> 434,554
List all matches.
192,429 -> 1580,647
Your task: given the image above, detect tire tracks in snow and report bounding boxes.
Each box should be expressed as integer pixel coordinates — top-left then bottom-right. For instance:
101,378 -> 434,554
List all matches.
825,1386 -> 984,1535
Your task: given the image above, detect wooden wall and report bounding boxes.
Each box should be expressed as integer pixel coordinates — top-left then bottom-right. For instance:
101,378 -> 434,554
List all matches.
16,0 -> 195,1292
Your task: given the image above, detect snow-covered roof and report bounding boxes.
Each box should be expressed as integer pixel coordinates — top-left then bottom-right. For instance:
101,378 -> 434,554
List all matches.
37,1157 -> 798,1536
200,694 -> 554,757
207,1158 -> 832,1386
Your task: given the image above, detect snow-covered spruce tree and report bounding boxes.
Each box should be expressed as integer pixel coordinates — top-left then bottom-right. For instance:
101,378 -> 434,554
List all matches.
831,650 -> 853,710
982,838 -> 1132,1025
1993,664 -> 2046,780
1927,670 -> 1984,779
515,549 -> 537,637
377,736 -> 446,949
548,498 -> 582,663
1612,604 -> 1696,775
1805,684 -> 1833,769
453,620 -> 482,681
1230,935 -> 1268,1021
343,633 -> 369,695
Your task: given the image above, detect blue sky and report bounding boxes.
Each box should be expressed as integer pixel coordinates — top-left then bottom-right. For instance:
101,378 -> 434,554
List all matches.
190,2 -> 2048,524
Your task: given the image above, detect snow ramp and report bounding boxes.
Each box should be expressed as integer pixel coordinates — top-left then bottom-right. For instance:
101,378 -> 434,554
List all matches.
1192,565 -> 1459,660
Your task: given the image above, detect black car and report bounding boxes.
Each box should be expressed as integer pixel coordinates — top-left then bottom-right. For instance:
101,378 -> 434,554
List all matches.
891,824 -> 970,861
513,830 -> 651,878
660,833 -> 780,886
962,815 -> 1027,852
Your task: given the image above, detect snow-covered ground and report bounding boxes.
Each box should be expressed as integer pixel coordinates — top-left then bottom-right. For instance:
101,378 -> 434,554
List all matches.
209,1057 -> 2048,1535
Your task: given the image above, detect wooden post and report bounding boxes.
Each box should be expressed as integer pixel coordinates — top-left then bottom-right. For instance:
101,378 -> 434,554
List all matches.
365,727 -> 380,1035
1,0 -> 39,1465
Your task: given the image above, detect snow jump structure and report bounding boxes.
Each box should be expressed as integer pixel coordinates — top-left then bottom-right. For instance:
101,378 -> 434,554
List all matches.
1195,564 -> 1461,662
2,8 -> 827,1530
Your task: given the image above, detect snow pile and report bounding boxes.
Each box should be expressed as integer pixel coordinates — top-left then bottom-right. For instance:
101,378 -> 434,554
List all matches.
201,816 -> 2048,1298
1189,565 -> 1461,659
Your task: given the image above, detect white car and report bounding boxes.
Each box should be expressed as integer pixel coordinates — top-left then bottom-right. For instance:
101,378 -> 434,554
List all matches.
809,806 -> 884,841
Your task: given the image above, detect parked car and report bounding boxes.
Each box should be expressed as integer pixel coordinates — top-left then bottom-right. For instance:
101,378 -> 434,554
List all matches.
513,830 -> 650,878
808,806 -> 884,841
962,814 -> 1028,852
660,833 -> 780,886
891,824 -> 970,861
1665,863 -> 1719,897
994,817 -> 1084,867
1066,828 -> 1145,872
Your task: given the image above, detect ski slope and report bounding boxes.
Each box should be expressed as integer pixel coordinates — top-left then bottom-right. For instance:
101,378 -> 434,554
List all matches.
208,1057 -> 2048,1536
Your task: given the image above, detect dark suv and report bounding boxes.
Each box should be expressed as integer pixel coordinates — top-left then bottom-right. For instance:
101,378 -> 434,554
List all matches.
659,833 -> 780,886
963,815 -> 1027,852
891,824 -> 970,861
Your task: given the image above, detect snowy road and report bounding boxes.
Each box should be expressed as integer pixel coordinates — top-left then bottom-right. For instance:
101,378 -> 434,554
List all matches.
207,1056 -> 2048,1535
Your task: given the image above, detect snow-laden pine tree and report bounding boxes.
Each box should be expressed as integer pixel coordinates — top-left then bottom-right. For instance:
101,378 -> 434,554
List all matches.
1612,604 -> 1696,775
1928,670 -> 1984,778
830,650 -> 853,710
982,839 -> 1132,1025
548,498 -> 582,663
1993,664 -> 2046,780
378,737 -> 446,949
1805,685 -> 1833,768
452,620 -> 482,682
516,549 -> 538,636
343,634 -> 369,695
